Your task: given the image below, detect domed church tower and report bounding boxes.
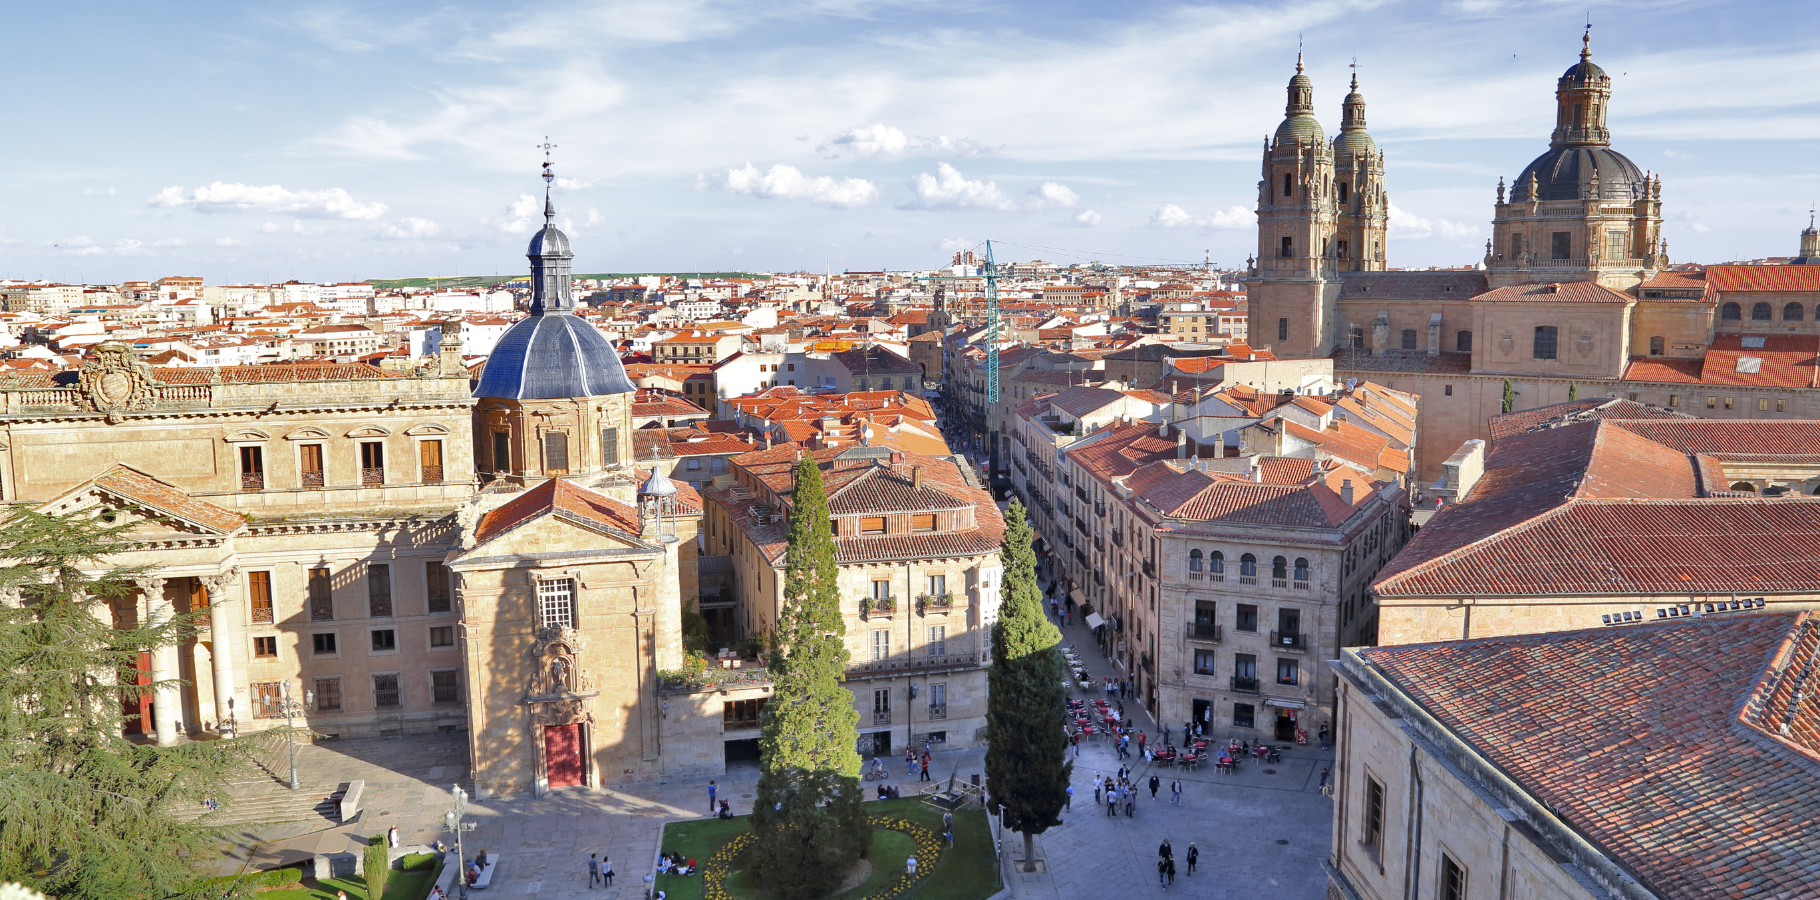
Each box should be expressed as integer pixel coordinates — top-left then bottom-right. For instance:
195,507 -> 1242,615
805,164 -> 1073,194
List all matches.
1486,28 -> 1663,290
1332,71 -> 1388,274
1248,54 -> 1345,358
473,155 -> 638,494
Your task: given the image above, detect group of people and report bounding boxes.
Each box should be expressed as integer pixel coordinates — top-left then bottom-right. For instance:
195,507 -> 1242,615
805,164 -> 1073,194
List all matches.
1094,767 -> 1150,818
1154,839 -> 1199,888
462,849 -> 490,886
656,851 -> 696,876
586,852 -> 616,888
904,745 -> 935,781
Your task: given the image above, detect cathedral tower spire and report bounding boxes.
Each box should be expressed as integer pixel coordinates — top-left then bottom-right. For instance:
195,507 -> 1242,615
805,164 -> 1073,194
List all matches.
1249,55 -> 1342,359
1550,26 -> 1612,148
1332,64 -> 1386,274
528,139 -> 575,316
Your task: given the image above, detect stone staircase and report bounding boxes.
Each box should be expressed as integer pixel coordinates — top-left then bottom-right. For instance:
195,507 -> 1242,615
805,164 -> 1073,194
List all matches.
175,776 -> 342,826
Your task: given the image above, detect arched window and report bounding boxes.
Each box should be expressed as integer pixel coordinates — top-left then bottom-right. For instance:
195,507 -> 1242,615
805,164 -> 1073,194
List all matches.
1752,302 -> 1773,321
1294,558 -> 1310,582
1210,551 -> 1225,574
1188,548 -> 1204,572
1337,181 -> 1349,204
1533,325 -> 1558,361
1786,302 -> 1805,321
1271,556 -> 1288,580
1649,335 -> 1665,356
1731,482 -> 1758,493
1240,554 -> 1258,577
1722,302 -> 1742,321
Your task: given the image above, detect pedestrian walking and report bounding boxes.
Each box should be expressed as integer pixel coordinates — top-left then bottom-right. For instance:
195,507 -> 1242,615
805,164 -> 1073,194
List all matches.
1319,722 -> 1331,750
1157,859 -> 1167,887
1106,787 -> 1118,817
1124,792 -> 1135,817
1157,839 -> 1172,859
1148,774 -> 1160,799
603,854 -> 615,886
1117,735 -> 1129,760
588,854 -> 602,888
1319,767 -> 1330,790
1165,857 -> 1176,885
708,780 -> 717,814
920,751 -> 933,781
1065,785 -> 1073,809
1170,778 -> 1182,805
1093,774 -> 1103,804
1071,730 -> 1080,758
1136,731 -> 1147,756
1186,844 -> 1198,876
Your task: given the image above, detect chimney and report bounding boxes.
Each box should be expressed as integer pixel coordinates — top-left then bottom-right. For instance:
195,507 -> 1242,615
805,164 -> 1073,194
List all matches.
1341,478 -> 1354,505
1177,430 -> 1188,458
912,466 -> 923,488
890,451 -> 903,465
1214,432 -> 1226,458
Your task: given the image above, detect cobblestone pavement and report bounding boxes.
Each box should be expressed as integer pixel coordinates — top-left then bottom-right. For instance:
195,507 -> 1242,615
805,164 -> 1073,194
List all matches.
211,565 -> 1330,898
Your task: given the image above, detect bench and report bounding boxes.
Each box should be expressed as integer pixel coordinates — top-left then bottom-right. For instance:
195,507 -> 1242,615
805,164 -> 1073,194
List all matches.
469,856 -> 500,891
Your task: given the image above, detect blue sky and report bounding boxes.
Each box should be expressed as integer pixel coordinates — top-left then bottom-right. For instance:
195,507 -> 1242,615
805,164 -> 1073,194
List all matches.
6,0 -> 1820,283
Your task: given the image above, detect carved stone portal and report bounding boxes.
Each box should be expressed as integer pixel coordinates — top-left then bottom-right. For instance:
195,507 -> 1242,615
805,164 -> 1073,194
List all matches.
79,343 -> 159,423
526,625 -> 594,700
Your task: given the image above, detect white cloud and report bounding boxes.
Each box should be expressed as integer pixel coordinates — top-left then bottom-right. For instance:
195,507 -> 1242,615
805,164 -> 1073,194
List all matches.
489,194 -> 546,234
44,236 -> 165,257
1068,209 -> 1102,227
585,208 -> 604,226
150,182 -> 387,219
817,124 -> 997,160
1148,204 -> 1251,230
84,187 -> 116,196
702,163 -> 879,209
903,163 -> 1014,211
377,217 -> 442,239
555,177 -> 593,190
1388,204 -> 1479,240
215,237 -> 243,247
1028,182 -> 1079,209
291,220 -> 330,236
0,236 -> 18,246
938,238 -> 974,252
260,222 -> 280,234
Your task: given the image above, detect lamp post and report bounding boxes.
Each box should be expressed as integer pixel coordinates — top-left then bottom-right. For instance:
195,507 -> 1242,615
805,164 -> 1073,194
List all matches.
274,682 -> 313,791
443,784 -> 473,899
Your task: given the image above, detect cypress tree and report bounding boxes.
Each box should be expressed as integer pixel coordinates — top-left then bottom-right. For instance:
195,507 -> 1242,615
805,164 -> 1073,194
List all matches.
1501,378 -> 1515,414
1568,381 -> 1578,401
0,507 -> 251,899
750,457 -> 868,899
984,501 -> 1071,872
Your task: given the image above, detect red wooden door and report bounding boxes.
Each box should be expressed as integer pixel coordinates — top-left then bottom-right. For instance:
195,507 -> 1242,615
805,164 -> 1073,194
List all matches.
123,650 -> 153,735
544,724 -> 584,788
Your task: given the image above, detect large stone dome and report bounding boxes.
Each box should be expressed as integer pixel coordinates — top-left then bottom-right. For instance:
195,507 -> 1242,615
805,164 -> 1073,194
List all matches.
472,314 -> 635,400
1511,145 -> 1645,202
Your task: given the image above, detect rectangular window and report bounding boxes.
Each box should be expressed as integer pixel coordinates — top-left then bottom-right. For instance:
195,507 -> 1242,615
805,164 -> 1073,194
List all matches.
1533,325 -> 1558,360
538,579 -> 576,631
300,443 -> 325,487
426,562 -> 451,613
1277,317 -> 1288,341
871,579 -> 892,601
431,670 -> 460,704
1457,330 -> 1472,353
419,439 -> 444,484
1725,397 -> 1735,410
429,625 -> 455,648
600,427 -> 617,468
367,564 -> 392,618
314,678 -> 342,712
927,625 -> 947,657
1440,855 -> 1467,900
1193,648 -> 1215,675
239,444 -> 265,491
1444,384 -> 1453,397
493,431 -> 512,473
1707,396 -> 1717,409
1550,231 -> 1571,260
1400,329 -> 1417,351
1606,230 -> 1627,260
360,441 -> 385,485
248,571 -> 274,624
1279,235 -> 1293,258
373,673 -> 401,708
1235,604 -> 1258,632
928,682 -> 947,718
251,682 -> 283,718
860,516 -> 886,535
873,688 -> 891,724
308,567 -> 333,621
1277,657 -> 1299,685
686,458 -> 702,471
543,432 -> 570,474
1778,398 -> 1789,412
370,628 -> 396,652
724,697 -> 766,728
1363,777 -> 1386,853
253,635 -> 278,658
1669,394 -> 1679,407
312,632 -> 337,656
1233,653 -> 1257,680
1233,702 -> 1254,728
871,629 -> 889,661
926,574 -> 946,596
911,513 -> 936,532
1759,398 -> 1771,411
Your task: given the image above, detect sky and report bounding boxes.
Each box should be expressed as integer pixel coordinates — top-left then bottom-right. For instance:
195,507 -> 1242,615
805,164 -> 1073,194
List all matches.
6,0 -> 1820,284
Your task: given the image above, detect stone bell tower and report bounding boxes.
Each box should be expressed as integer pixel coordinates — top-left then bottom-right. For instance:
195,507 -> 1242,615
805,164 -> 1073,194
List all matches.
1248,54 -> 1344,359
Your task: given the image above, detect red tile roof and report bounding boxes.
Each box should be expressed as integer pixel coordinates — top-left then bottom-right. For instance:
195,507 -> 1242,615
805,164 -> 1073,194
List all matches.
1622,356 -> 1704,383
472,477 -> 648,546
1696,333 -> 1820,388
1359,613 -> 1820,900
1472,280 -> 1634,304
88,465 -> 245,533
1487,398 -> 1692,443
1706,263 -> 1820,293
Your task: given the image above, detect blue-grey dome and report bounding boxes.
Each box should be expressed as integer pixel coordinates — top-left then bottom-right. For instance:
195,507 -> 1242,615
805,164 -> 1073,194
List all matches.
1512,145 -> 1644,202
473,315 -> 634,400
528,222 -> 572,259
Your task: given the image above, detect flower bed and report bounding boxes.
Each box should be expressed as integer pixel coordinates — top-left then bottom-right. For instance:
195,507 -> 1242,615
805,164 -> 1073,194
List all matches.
698,816 -> 942,900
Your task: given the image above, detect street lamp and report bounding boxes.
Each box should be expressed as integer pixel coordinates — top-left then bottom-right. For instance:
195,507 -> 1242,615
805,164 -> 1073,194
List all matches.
274,682 -> 313,791
443,784 -> 474,899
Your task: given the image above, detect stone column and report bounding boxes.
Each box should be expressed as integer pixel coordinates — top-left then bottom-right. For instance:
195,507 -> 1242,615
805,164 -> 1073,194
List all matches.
203,569 -> 240,737
137,577 -> 180,745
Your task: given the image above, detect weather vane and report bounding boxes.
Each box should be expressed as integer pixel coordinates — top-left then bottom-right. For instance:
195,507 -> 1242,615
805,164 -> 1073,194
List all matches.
538,136 -> 558,185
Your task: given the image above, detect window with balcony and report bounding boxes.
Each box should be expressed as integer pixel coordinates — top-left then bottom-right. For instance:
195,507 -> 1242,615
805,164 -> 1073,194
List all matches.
1271,556 -> 1288,588
248,571 -> 273,624
873,688 -> 891,725
299,443 -> 324,488
1188,548 -> 1204,579
724,697 -> 766,729
239,445 -> 265,491
1239,553 -> 1258,584
1277,657 -> 1299,685
928,682 -> 947,719
1293,557 -> 1310,588
359,441 -> 385,485
419,439 -> 444,484
373,673 -> 401,708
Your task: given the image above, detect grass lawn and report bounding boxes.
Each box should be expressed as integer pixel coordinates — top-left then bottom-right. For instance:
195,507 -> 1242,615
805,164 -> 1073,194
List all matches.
256,867 -> 438,900
657,797 -> 1001,900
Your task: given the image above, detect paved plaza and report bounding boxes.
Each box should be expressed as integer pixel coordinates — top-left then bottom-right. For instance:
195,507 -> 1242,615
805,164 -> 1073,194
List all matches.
209,591 -> 1331,898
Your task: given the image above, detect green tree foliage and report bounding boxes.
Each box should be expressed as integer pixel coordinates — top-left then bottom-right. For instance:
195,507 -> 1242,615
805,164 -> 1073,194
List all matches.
750,457 -> 869,898
984,501 -> 1071,872
0,507 -> 251,899
363,836 -> 388,898
1568,381 -> 1578,401
1502,378 -> 1515,414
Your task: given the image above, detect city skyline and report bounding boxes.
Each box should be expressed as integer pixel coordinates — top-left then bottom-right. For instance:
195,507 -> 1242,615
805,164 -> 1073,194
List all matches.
7,0 -> 1820,283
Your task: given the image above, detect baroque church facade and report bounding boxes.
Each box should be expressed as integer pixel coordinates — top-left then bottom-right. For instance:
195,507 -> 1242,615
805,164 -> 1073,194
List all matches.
1248,31 -> 1820,488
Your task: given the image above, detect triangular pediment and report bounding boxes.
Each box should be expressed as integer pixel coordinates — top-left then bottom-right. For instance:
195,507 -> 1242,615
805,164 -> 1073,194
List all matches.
34,465 -> 245,537
461,478 -> 654,556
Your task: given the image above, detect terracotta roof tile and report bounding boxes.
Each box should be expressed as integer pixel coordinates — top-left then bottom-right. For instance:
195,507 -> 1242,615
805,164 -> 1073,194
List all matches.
1487,398 -> 1689,443
1697,333 -> 1820,389
1707,264 -> 1820,293
90,465 -> 245,533
472,478 -> 652,546
1622,356 -> 1705,383
1472,280 -> 1634,304
1336,270 -> 1488,301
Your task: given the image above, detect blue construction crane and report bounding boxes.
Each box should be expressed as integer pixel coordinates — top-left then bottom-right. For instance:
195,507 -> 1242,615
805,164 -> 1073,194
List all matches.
983,239 -> 1001,404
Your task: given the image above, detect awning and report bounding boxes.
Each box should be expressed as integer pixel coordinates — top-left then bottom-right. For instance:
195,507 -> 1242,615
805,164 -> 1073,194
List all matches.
1264,698 -> 1307,710
1084,613 -> 1106,630
1070,590 -> 1089,606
